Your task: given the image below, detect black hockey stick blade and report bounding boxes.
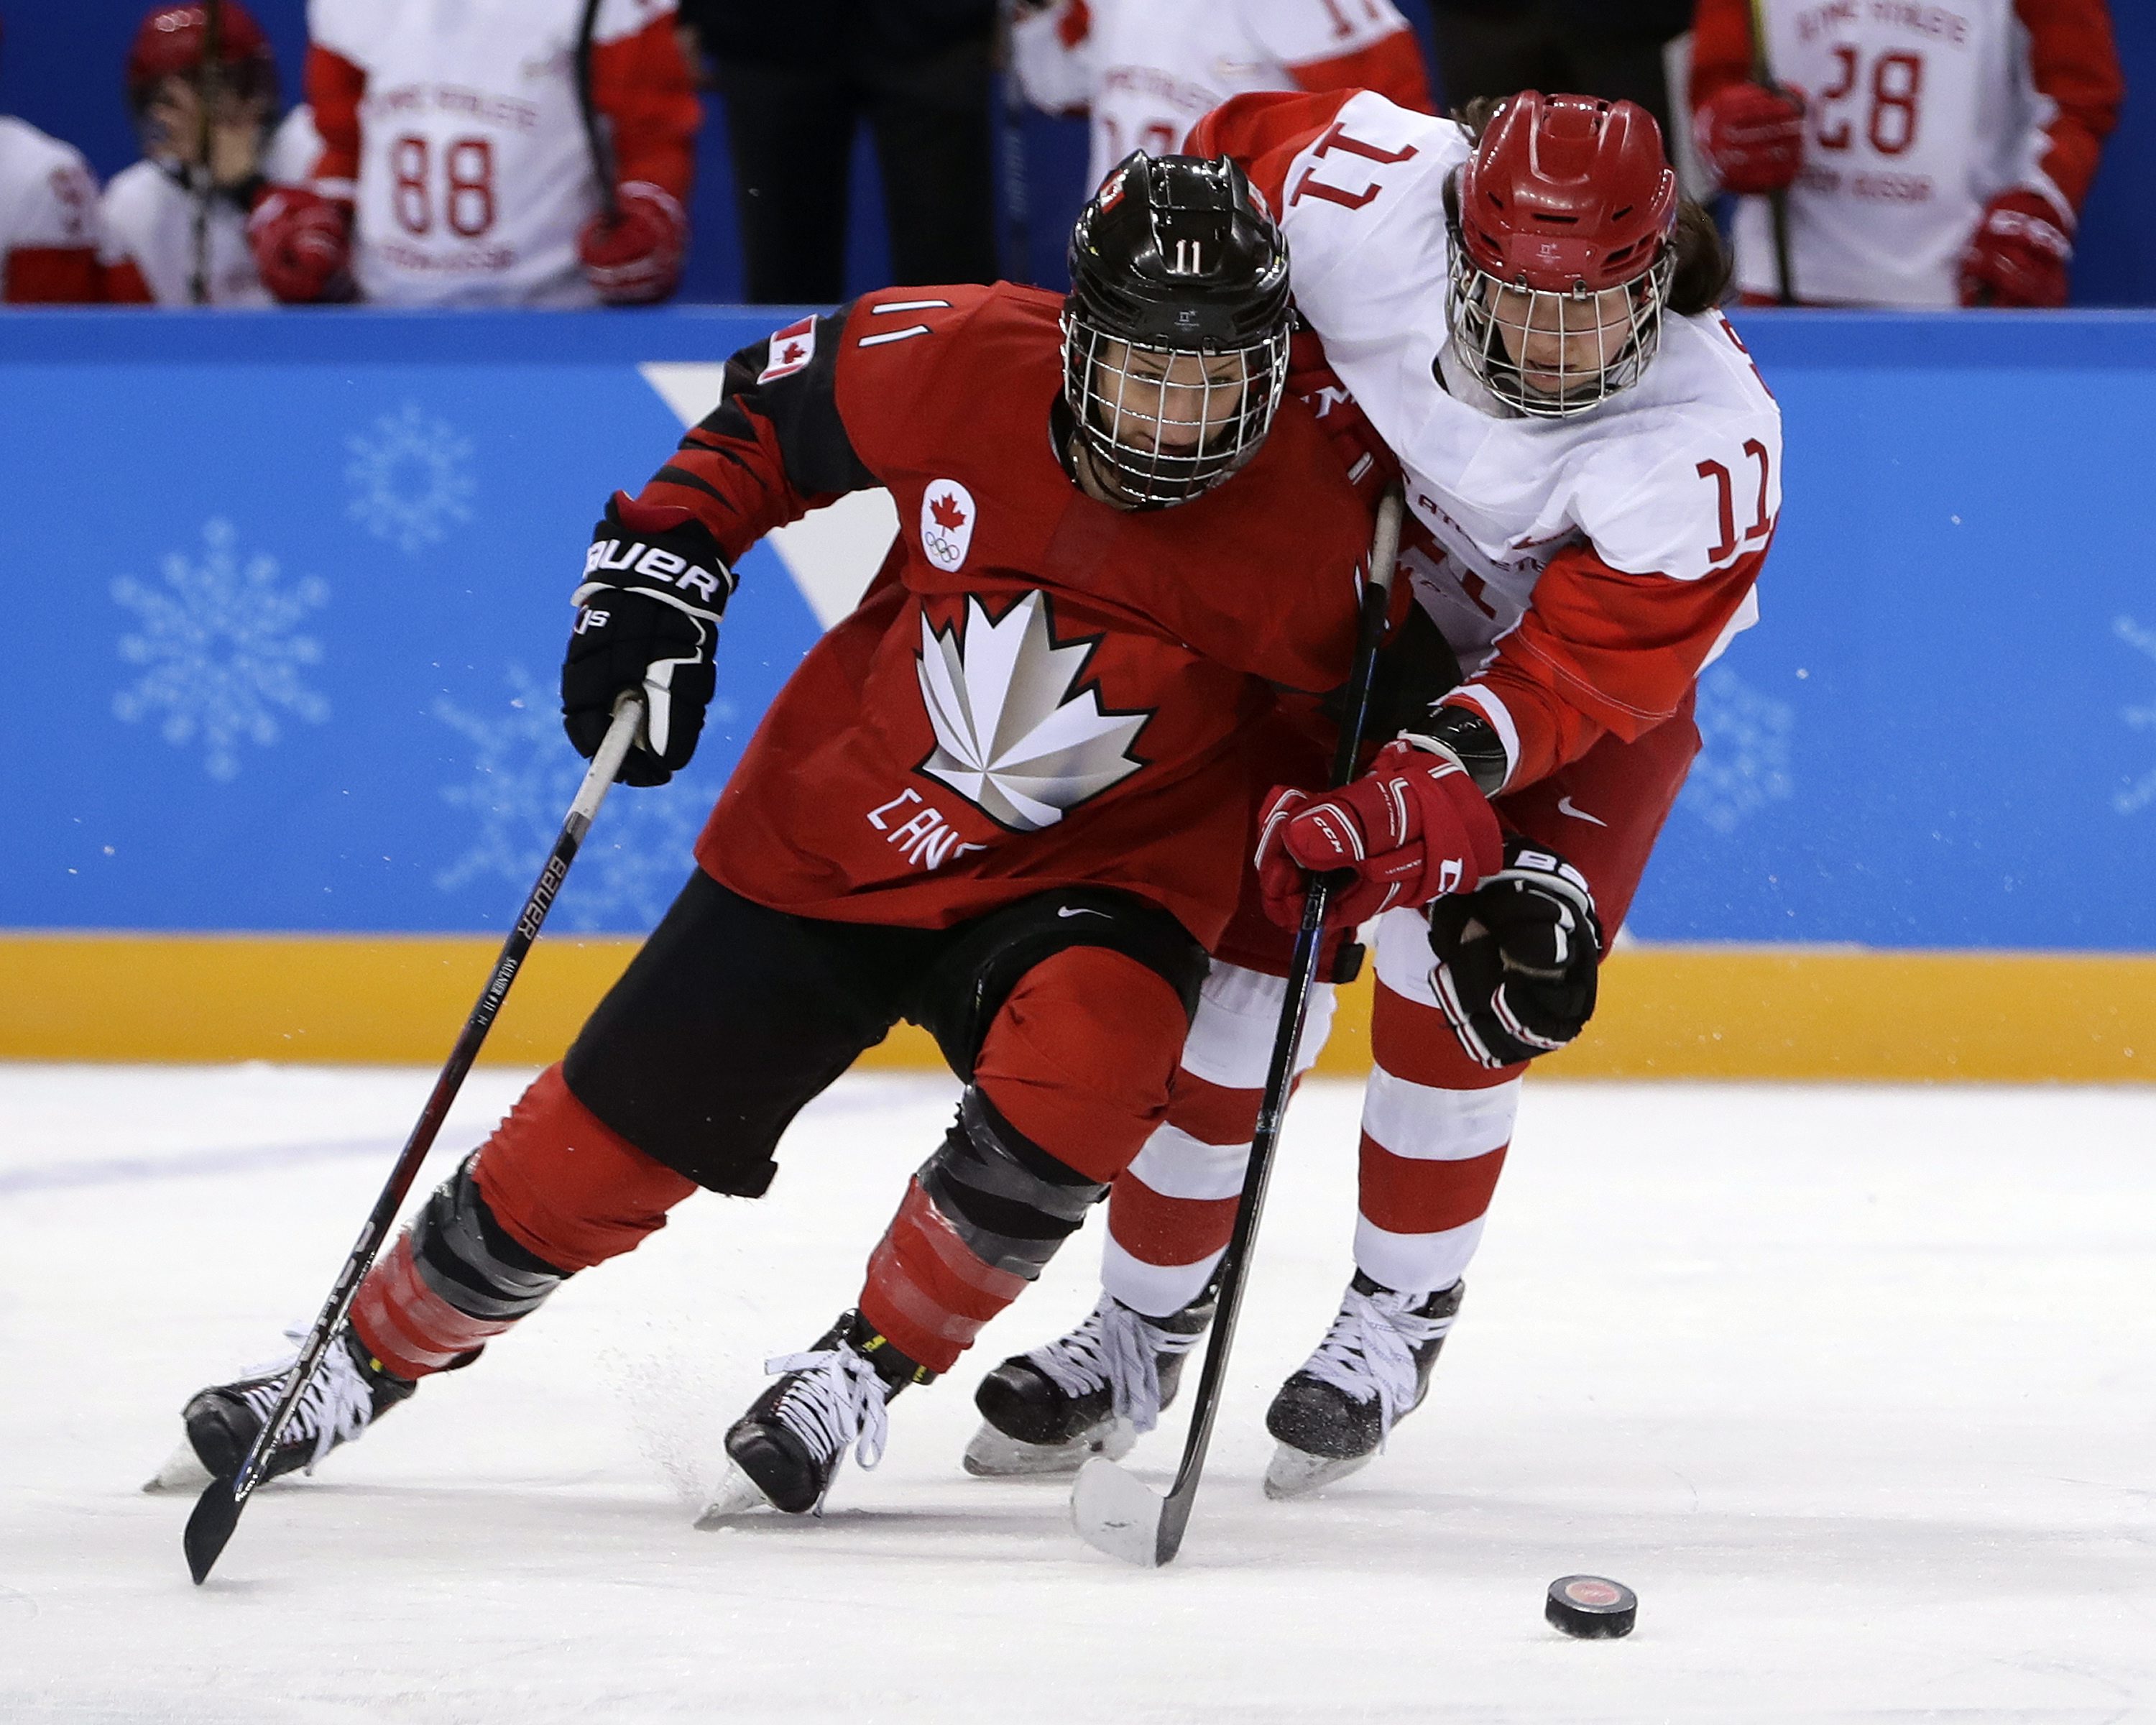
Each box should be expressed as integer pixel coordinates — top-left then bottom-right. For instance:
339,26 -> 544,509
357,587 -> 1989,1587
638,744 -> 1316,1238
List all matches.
184,1476 -> 244,1584
1071,487 -> 1404,1569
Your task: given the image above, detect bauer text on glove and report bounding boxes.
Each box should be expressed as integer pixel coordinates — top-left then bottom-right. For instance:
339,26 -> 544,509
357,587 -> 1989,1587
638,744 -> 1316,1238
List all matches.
561,492 -> 734,786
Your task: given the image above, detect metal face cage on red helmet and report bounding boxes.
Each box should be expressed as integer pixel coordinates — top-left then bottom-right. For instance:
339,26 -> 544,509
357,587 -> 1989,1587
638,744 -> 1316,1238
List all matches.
1447,93 -> 1679,419
1062,152 -> 1293,509
126,2 -> 280,117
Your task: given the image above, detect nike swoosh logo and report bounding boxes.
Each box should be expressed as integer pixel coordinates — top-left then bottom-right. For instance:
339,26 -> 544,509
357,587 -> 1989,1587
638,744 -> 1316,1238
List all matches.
1557,795 -> 1607,827
1056,906 -> 1107,919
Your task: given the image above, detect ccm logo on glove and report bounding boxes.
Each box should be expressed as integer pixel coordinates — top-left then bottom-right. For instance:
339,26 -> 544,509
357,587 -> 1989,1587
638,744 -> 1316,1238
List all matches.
1256,737 -> 1504,929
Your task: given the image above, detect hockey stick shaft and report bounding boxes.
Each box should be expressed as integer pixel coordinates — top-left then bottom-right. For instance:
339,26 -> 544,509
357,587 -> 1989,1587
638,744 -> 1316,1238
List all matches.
1145,485 -> 1404,1562
576,0 -> 619,221
184,699 -> 645,1583
188,0 -> 224,305
1746,0 -> 1800,306
996,0 -> 1033,285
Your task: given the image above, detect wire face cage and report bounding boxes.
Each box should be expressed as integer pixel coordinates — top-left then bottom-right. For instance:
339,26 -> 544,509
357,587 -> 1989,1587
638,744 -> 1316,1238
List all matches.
1059,311 -> 1290,508
1446,243 -> 1676,420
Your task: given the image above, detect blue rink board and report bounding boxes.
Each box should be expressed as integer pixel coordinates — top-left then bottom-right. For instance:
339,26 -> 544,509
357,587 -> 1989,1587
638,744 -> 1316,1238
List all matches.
1,308 -> 2152,950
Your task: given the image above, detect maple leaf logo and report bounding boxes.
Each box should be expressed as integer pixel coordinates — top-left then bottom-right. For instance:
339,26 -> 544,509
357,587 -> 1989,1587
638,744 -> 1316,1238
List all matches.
780,341 -> 806,364
916,592 -> 1148,832
929,492 -> 967,532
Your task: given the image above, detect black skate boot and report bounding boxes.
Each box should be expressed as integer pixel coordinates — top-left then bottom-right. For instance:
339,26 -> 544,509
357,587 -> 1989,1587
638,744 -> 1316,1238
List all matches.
1263,1274 -> 1463,1501
964,1279 -> 1218,1479
178,1326 -> 416,1486
699,1312 -> 929,1522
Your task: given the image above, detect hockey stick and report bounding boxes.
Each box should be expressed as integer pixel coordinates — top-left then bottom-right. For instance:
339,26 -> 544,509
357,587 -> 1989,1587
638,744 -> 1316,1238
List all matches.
183,697 -> 646,1583
1072,484 -> 1404,1568
575,0 -> 619,222
188,0 -> 225,305
1746,0 -> 1799,306
996,0 -> 1033,285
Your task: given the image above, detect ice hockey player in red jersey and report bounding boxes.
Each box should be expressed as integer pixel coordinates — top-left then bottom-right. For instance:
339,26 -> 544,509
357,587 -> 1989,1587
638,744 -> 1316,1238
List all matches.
1011,0 -> 1435,193
101,3 -> 322,306
249,0 -> 700,307
1690,0 -> 2122,307
967,88 -> 1783,1500
0,19 -> 103,303
173,155 -> 1507,1519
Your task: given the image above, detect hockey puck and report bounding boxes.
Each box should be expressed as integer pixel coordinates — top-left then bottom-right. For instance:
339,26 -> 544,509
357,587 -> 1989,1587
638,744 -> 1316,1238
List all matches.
1544,1575 -> 1636,1639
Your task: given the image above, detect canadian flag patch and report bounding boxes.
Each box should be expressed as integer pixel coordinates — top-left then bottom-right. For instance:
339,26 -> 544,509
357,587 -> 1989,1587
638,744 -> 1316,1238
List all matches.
920,481 -> 977,572
757,317 -> 816,384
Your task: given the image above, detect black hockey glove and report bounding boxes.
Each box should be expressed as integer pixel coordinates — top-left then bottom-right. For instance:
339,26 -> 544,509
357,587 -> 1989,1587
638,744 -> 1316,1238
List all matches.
562,492 -> 734,786
1427,836 -> 1604,1070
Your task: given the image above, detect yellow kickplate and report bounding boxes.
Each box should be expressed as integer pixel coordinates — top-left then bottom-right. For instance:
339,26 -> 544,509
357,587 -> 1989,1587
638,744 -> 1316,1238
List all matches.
0,934 -> 2149,1082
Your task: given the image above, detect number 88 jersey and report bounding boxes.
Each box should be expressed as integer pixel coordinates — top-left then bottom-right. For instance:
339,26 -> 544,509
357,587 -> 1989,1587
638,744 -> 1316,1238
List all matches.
307,0 -> 687,307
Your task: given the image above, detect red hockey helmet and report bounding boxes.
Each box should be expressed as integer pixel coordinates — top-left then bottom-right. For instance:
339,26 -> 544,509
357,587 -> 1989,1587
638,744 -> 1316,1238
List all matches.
126,2 -> 278,111
1447,93 -> 1680,418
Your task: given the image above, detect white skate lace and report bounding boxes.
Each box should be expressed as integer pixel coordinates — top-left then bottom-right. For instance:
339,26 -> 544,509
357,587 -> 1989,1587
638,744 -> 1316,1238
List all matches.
1300,1289 -> 1452,1450
1031,1296 -> 1200,1437
234,1326 -> 381,1476
762,1342 -> 890,1472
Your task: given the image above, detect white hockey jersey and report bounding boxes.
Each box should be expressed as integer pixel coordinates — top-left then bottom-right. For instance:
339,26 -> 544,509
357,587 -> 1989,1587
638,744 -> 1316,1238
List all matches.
1194,88 -> 1782,788
1011,0 -> 1429,193
0,115 -> 100,301
101,109 -> 322,306
306,0 -> 681,308
1692,0 -> 2123,307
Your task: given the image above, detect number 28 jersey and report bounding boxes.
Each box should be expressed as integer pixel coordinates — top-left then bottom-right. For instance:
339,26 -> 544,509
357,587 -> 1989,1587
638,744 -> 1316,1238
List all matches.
304,0 -> 694,307
1692,0 -> 2123,308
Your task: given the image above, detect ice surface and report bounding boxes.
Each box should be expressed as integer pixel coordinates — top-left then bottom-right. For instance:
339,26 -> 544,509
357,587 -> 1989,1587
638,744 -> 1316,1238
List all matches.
3,1064 -> 2153,1722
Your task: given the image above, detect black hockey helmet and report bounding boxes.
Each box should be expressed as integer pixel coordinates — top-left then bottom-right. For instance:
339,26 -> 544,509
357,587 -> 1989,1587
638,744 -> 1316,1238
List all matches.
1062,152 -> 1293,508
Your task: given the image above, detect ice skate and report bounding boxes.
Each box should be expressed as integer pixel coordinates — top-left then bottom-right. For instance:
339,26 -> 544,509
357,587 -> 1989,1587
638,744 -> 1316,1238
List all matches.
699,1313 -> 923,1523
1263,1275 -> 1462,1501
165,1325 -> 416,1489
964,1282 -> 1215,1479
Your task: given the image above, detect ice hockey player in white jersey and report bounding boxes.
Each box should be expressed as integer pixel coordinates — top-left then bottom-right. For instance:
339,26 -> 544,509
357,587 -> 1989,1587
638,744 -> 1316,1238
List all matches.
1690,0 -> 2123,306
250,0 -> 700,307
0,19 -> 103,303
101,3 -> 321,306
968,87 -> 1784,1500
1010,0 -> 1434,193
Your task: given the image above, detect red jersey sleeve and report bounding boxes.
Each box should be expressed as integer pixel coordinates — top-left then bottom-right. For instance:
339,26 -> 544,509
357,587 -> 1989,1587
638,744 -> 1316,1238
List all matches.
590,12 -> 701,202
635,307 -> 878,562
1687,0 -> 1759,111
101,257 -> 155,304
303,44 -> 366,198
1442,542 -> 1766,788
1286,30 -> 1435,115
4,247 -> 101,303
2013,0 -> 2123,221
1183,88 -> 1360,210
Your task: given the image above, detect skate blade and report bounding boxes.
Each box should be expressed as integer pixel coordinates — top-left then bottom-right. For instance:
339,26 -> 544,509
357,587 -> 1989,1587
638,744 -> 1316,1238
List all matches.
1071,1455 -> 1169,1567
694,1463 -> 778,1529
142,1442 -> 213,1496
962,1416 -> 1134,1480
1262,1443 -> 1373,1501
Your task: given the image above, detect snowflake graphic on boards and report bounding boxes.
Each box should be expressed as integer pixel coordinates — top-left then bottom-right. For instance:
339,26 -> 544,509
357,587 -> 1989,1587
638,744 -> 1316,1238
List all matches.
2114,615 -> 2156,816
346,401 -> 477,554
111,518 -> 330,781
916,590 -> 1148,832
1679,663 -> 1795,835
433,666 -> 734,932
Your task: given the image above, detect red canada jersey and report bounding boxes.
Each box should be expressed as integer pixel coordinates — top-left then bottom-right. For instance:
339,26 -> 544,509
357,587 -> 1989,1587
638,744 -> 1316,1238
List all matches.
634,285 -> 1373,943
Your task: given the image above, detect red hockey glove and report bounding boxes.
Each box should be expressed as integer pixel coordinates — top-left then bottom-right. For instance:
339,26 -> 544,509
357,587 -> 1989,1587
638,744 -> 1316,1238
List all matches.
248,186 -> 352,303
579,182 -> 688,305
1256,739 -> 1504,929
1695,81 -> 1805,196
1958,190 -> 2071,308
